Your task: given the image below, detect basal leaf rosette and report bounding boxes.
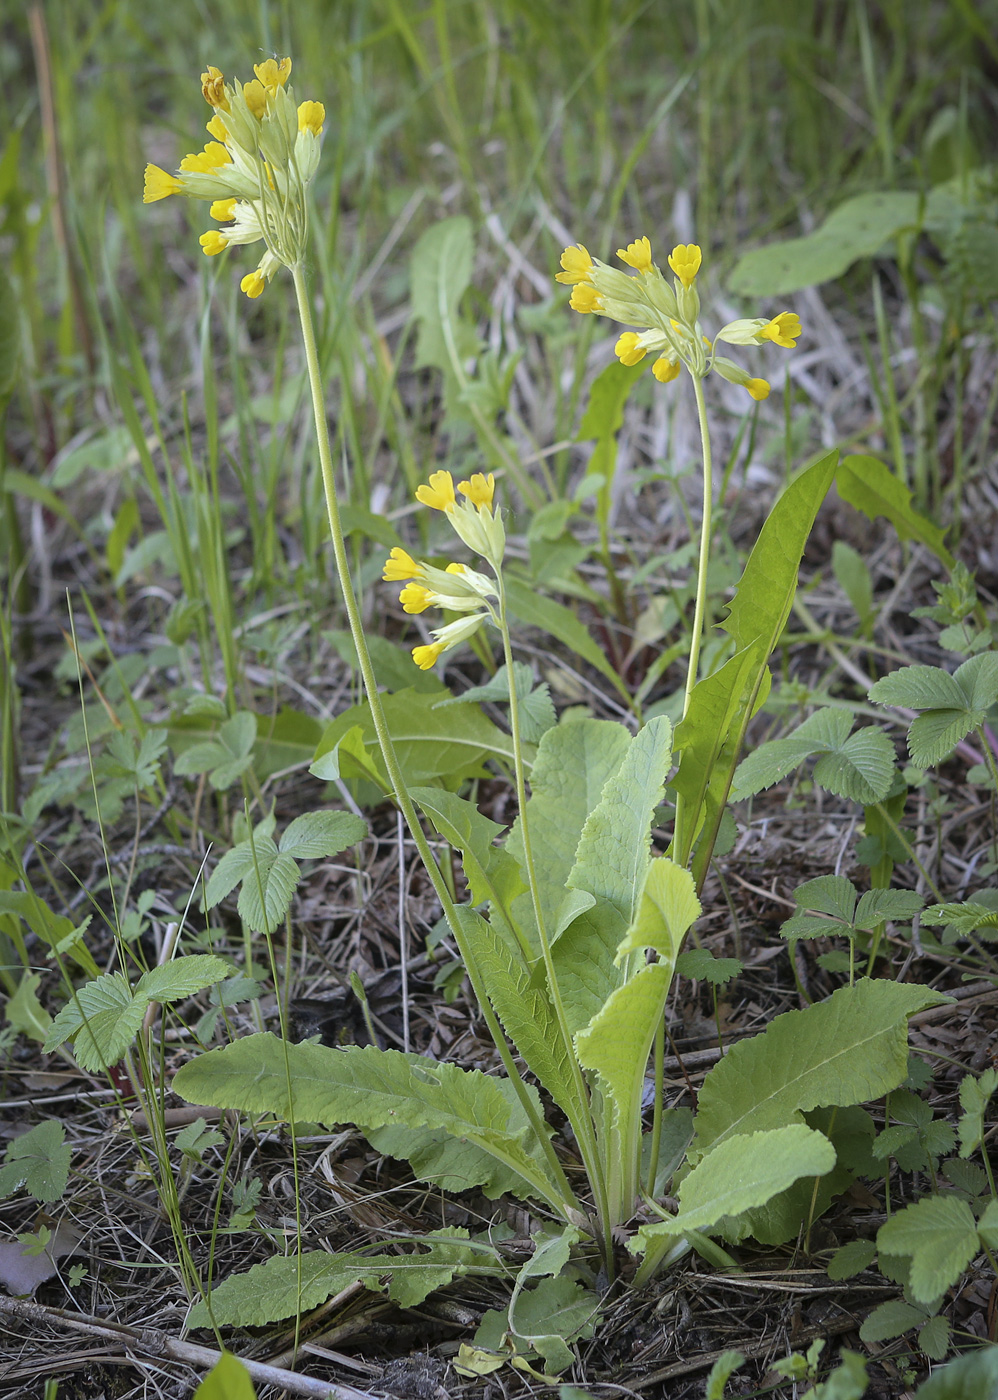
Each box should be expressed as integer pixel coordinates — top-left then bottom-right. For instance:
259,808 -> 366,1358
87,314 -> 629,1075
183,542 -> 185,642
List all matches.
557,235 -> 801,399
143,58 -> 325,298
383,471 -> 505,670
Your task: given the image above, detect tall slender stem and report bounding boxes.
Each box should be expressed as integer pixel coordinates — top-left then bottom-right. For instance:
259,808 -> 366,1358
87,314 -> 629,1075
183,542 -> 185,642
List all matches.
683,374 -> 714,720
291,265 -> 576,1214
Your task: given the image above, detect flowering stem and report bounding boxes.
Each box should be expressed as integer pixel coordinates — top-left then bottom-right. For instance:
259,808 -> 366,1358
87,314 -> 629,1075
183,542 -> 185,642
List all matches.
496,576 -> 614,1260
291,265 -> 576,1215
683,373 -> 714,720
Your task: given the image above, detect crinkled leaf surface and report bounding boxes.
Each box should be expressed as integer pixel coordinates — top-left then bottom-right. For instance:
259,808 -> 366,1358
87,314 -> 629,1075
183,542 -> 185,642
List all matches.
0,1121 -> 71,1203
550,901 -> 625,1035
732,708 -> 894,805
135,955 -> 231,1005
958,1067 -> 998,1157
615,858 -> 701,963
876,1195 -> 979,1305
278,810 -> 367,859
692,980 -> 949,1159
236,851 -> 301,934
43,973 -> 147,1072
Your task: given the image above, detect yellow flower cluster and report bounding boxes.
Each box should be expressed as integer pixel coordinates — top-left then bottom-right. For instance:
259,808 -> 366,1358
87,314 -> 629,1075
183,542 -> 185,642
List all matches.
557,235 -> 801,401
383,472 -> 505,670
143,59 -> 324,298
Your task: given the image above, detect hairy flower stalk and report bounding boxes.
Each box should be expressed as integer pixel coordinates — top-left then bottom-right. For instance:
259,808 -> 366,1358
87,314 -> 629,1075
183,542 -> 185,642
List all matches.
558,235 -> 801,716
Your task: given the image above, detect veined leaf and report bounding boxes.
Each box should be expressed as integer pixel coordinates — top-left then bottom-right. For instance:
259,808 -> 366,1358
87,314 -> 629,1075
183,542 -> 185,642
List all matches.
692,980 -> 949,1159
43,973 -> 146,1072
632,1124 -> 836,1243
568,716 -> 673,927
0,1121 -> 70,1204
869,654 -> 998,766
615,857 -> 701,963
958,1067 -> 998,1158
876,1195 -> 980,1305
731,708 -> 895,805
135,955 -> 232,1005
504,574 -> 631,701
837,454 -> 953,568
191,1353 -> 255,1400
277,811 -> 367,860
173,1035 -> 563,1208
912,1347 -> 998,1400
550,901 -> 625,1036
411,216 -> 479,378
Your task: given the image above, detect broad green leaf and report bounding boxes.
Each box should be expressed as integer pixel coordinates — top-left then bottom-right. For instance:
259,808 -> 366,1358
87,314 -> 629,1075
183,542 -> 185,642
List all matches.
410,787 -> 528,955
42,973 -> 146,1072
309,722 -> 387,789
675,949 -> 743,985
0,890 -> 98,977
732,708 -> 894,805
135,955 -> 231,1005
722,452 -> 838,657
837,455 -> 953,568
236,852 -> 301,934
793,875 -> 859,924
4,972 -> 52,1043
253,706 -> 324,781
173,1035 -> 561,1208
705,1352 -> 746,1400
832,541 -> 875,630
870,654 -> 998,765
577,359 -> 646,530
510,1274 -> 595,1374
692,980 -> 949,1159
368,1116 -> 536,1198
504,575 -> 630,701
729,192 -> 921,296
191,1353 -> 256,1400
568,716 -> 673,927
190,1230 -> 481,1328
456,906 -> 578,1118
812,726 -> 896,804
912,1347 -> 998,1400
632,1125 -> 835,1242
550,901 -> 625,1035
853,889 -> 924,929
859,1298 -> 931,1344
410,216 -> 478,377
0,1121 -> 71,1203
876,1195 -> 980,1305
958,1067 -> 998,1158
277,811 -> 367,860
869,664 -> 970,711
507,719 -> 630,946
204,835 -> 277,910
615,858 -> 701,963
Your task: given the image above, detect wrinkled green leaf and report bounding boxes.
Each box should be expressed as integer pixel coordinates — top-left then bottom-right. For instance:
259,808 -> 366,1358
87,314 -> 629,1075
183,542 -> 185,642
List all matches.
0,1121 -> 71,1203
876,1195 -> 979,1305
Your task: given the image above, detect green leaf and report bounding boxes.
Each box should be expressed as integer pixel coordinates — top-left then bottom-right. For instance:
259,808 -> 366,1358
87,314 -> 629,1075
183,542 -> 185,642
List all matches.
4,972 -> 52,1043
705,1352 -> 746,1400
615,858 -> 701,963
236,852 -> 301,934
0,262 -> 20,412
367,1113 -> 538,1199
827,1239 -> 877,1280
792,875 -> 859,924
42,973 -> 146,1072
729,192 -> 922,296
876,1195 -> 980,1305
958,1067 -> 998,1158
675,949 -> 743,985
204,836 -> 275,910
507,718 -> 630,947
0,1121 -> 71,1203
870,654 -> 998,765
692,980 -> 950,1158
192,1353 -> 257,1400
309,722 -> 388,788
550,901 -> 626,1036
859,1298 -> 931,1344
504,574 -> 630,701
410,216 -> 478,379
510,1274 -> 596,1374
732,708 -> 894,806
277,811 -> 367,860
633,1125 -> 835,1243
832,541 -> 875,630
837,455 -> 954,568
135,955 -> 231,1005
568,716 -> 673,927
174,710 -> 258,790
853,888 -> 924,930
191,1230 -> 481,1328
922,901 -> 998,937
173,1035 -> 562,1208
912,1346 -> 998,1398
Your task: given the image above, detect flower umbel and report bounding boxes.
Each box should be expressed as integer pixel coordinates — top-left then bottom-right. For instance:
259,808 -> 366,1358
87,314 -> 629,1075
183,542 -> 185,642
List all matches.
143,57 -> 325,298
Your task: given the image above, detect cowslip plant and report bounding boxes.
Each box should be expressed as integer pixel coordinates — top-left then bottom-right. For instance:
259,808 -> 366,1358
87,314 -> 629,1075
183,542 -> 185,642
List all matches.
140,56 -> 951,1347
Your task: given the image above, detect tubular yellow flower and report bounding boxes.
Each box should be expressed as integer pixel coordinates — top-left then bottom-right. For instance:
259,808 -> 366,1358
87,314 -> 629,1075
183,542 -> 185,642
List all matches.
240,269 -> 266,299
759,312 -> 802,349
242,80 -> 268,120
412,641 -> 445,670
569,283 -> 602,314
383,548 -> 421,582
201,66 -> 228,109
297,101 -> 325,136
210,197 -> 237,221
399,583 -> 434,614
179,142 -> 232,174
652,356 -> 681,383
668,243 -> 702,288
458,473 -> 495,509
615,332 -> 647,367
555,244 -> 594,286
199,230 -> 229,256
746,378 -> 771,400
617,236 -> 653,272
143,164 -> 182,202
254,57 -> 292,93
415,471 -> 456,512
205,114 -> 228,141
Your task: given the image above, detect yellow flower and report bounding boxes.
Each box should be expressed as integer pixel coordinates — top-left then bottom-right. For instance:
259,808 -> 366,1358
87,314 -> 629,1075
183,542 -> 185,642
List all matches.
240,270 -> 266,299
179,142 -> 232,174
242,80 -> 268,120
615,332 -> 646,367
383,548 -> 421,582
555,244 -> 593,286
652,356 -> 681,383
399,583 -> 434,614
199,230 -> 229,256
297,101 -> 325,136
446,562 -> 465,574
412,642 -> 445,670
759,312 -> 801,349
210,197 -> 237,221
458,473 -> 495,509
206,114 -> 228,141
617,236 -> 653,272
143,164 -> 182,203
415,470 -> 456,512
569,283 -> 602,314
254,57 -> 292,93
668,243 -> 702,288
201,66 -> 228,109
746,377 -> 770,400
